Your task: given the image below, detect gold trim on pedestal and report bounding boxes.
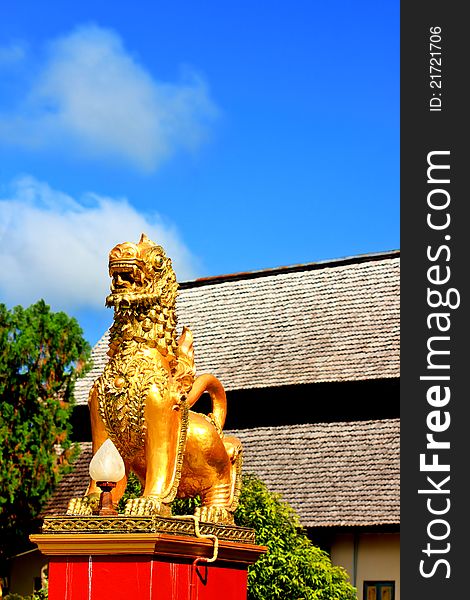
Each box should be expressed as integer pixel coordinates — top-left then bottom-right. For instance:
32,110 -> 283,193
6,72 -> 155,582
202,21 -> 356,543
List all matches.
41,515 -> 256,544
32,515 -> 266,564
30,532 -> 267,565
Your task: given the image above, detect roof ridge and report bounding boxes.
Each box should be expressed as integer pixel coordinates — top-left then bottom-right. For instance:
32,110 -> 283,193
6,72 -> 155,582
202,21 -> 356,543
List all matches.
180,249 -> 400,289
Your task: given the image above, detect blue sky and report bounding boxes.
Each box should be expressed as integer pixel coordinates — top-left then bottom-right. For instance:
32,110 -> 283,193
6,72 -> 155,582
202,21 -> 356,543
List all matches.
0,1 -> 399,345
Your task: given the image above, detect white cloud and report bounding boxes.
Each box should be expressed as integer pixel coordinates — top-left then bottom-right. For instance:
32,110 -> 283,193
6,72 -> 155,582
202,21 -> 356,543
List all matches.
0,176 -> 199,311
0,25 -> 218,171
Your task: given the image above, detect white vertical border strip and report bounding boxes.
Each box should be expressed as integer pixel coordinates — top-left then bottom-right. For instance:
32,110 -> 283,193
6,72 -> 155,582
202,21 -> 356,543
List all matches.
88,555 -> 93,600
65,558 -> 70,600
149,558 -> 154,599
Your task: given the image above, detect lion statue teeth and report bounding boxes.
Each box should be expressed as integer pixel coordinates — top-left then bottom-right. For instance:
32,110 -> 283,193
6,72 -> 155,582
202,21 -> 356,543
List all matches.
67,234 -> 242,524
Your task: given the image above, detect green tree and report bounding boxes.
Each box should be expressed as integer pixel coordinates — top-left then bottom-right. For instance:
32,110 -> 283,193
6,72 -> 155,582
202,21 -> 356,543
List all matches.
235,474 -> 356,600
0,300 -> 91,561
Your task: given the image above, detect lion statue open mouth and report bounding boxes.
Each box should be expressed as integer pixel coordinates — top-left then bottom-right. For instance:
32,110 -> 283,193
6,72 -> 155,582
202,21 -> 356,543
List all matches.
68,234 -> 242,524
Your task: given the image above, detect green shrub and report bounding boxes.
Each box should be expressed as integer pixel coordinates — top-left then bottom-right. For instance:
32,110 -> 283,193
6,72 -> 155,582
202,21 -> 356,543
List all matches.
117,471 -> 143,513
234,474 -> 356,600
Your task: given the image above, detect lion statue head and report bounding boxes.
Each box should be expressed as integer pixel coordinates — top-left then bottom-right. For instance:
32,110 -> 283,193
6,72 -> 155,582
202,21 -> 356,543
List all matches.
105,234 -> 180,366
105,233 -> 178,311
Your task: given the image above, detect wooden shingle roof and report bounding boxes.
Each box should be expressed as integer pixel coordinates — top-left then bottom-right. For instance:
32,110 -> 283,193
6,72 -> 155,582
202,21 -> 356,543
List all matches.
234,419 -> 400,527
44,418 -> 399,527
74,251 -> 400,405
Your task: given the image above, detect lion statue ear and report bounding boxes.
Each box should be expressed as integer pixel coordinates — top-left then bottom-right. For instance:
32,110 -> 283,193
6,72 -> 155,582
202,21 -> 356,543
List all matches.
139,233 -> 156,247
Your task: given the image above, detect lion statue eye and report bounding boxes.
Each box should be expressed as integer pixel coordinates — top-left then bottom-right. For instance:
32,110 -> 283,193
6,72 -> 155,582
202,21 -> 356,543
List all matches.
154,255 -> 164,268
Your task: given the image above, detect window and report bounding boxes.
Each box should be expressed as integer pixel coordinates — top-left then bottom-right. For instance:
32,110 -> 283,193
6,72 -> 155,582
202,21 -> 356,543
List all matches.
363,581 -> 395,600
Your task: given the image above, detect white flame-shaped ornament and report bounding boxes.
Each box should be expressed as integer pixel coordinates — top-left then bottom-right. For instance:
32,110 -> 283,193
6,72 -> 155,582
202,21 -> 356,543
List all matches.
89,439 -> 125,483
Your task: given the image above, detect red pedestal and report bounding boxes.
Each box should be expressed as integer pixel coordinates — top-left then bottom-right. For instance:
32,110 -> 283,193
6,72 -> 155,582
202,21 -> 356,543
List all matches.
31,531 -> 266,600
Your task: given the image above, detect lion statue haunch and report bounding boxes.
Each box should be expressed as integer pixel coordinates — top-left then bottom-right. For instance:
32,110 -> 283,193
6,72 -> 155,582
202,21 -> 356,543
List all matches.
67,234 -> 242,524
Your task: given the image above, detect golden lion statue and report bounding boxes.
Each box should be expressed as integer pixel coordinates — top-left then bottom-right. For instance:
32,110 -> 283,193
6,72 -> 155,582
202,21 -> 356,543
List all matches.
68,234 -> 242,524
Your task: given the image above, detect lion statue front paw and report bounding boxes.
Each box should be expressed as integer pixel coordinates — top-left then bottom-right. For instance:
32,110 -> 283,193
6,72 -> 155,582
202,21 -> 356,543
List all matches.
124,496 -> 172,517
67,494 -> 100,516
195,506 -> 234,525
